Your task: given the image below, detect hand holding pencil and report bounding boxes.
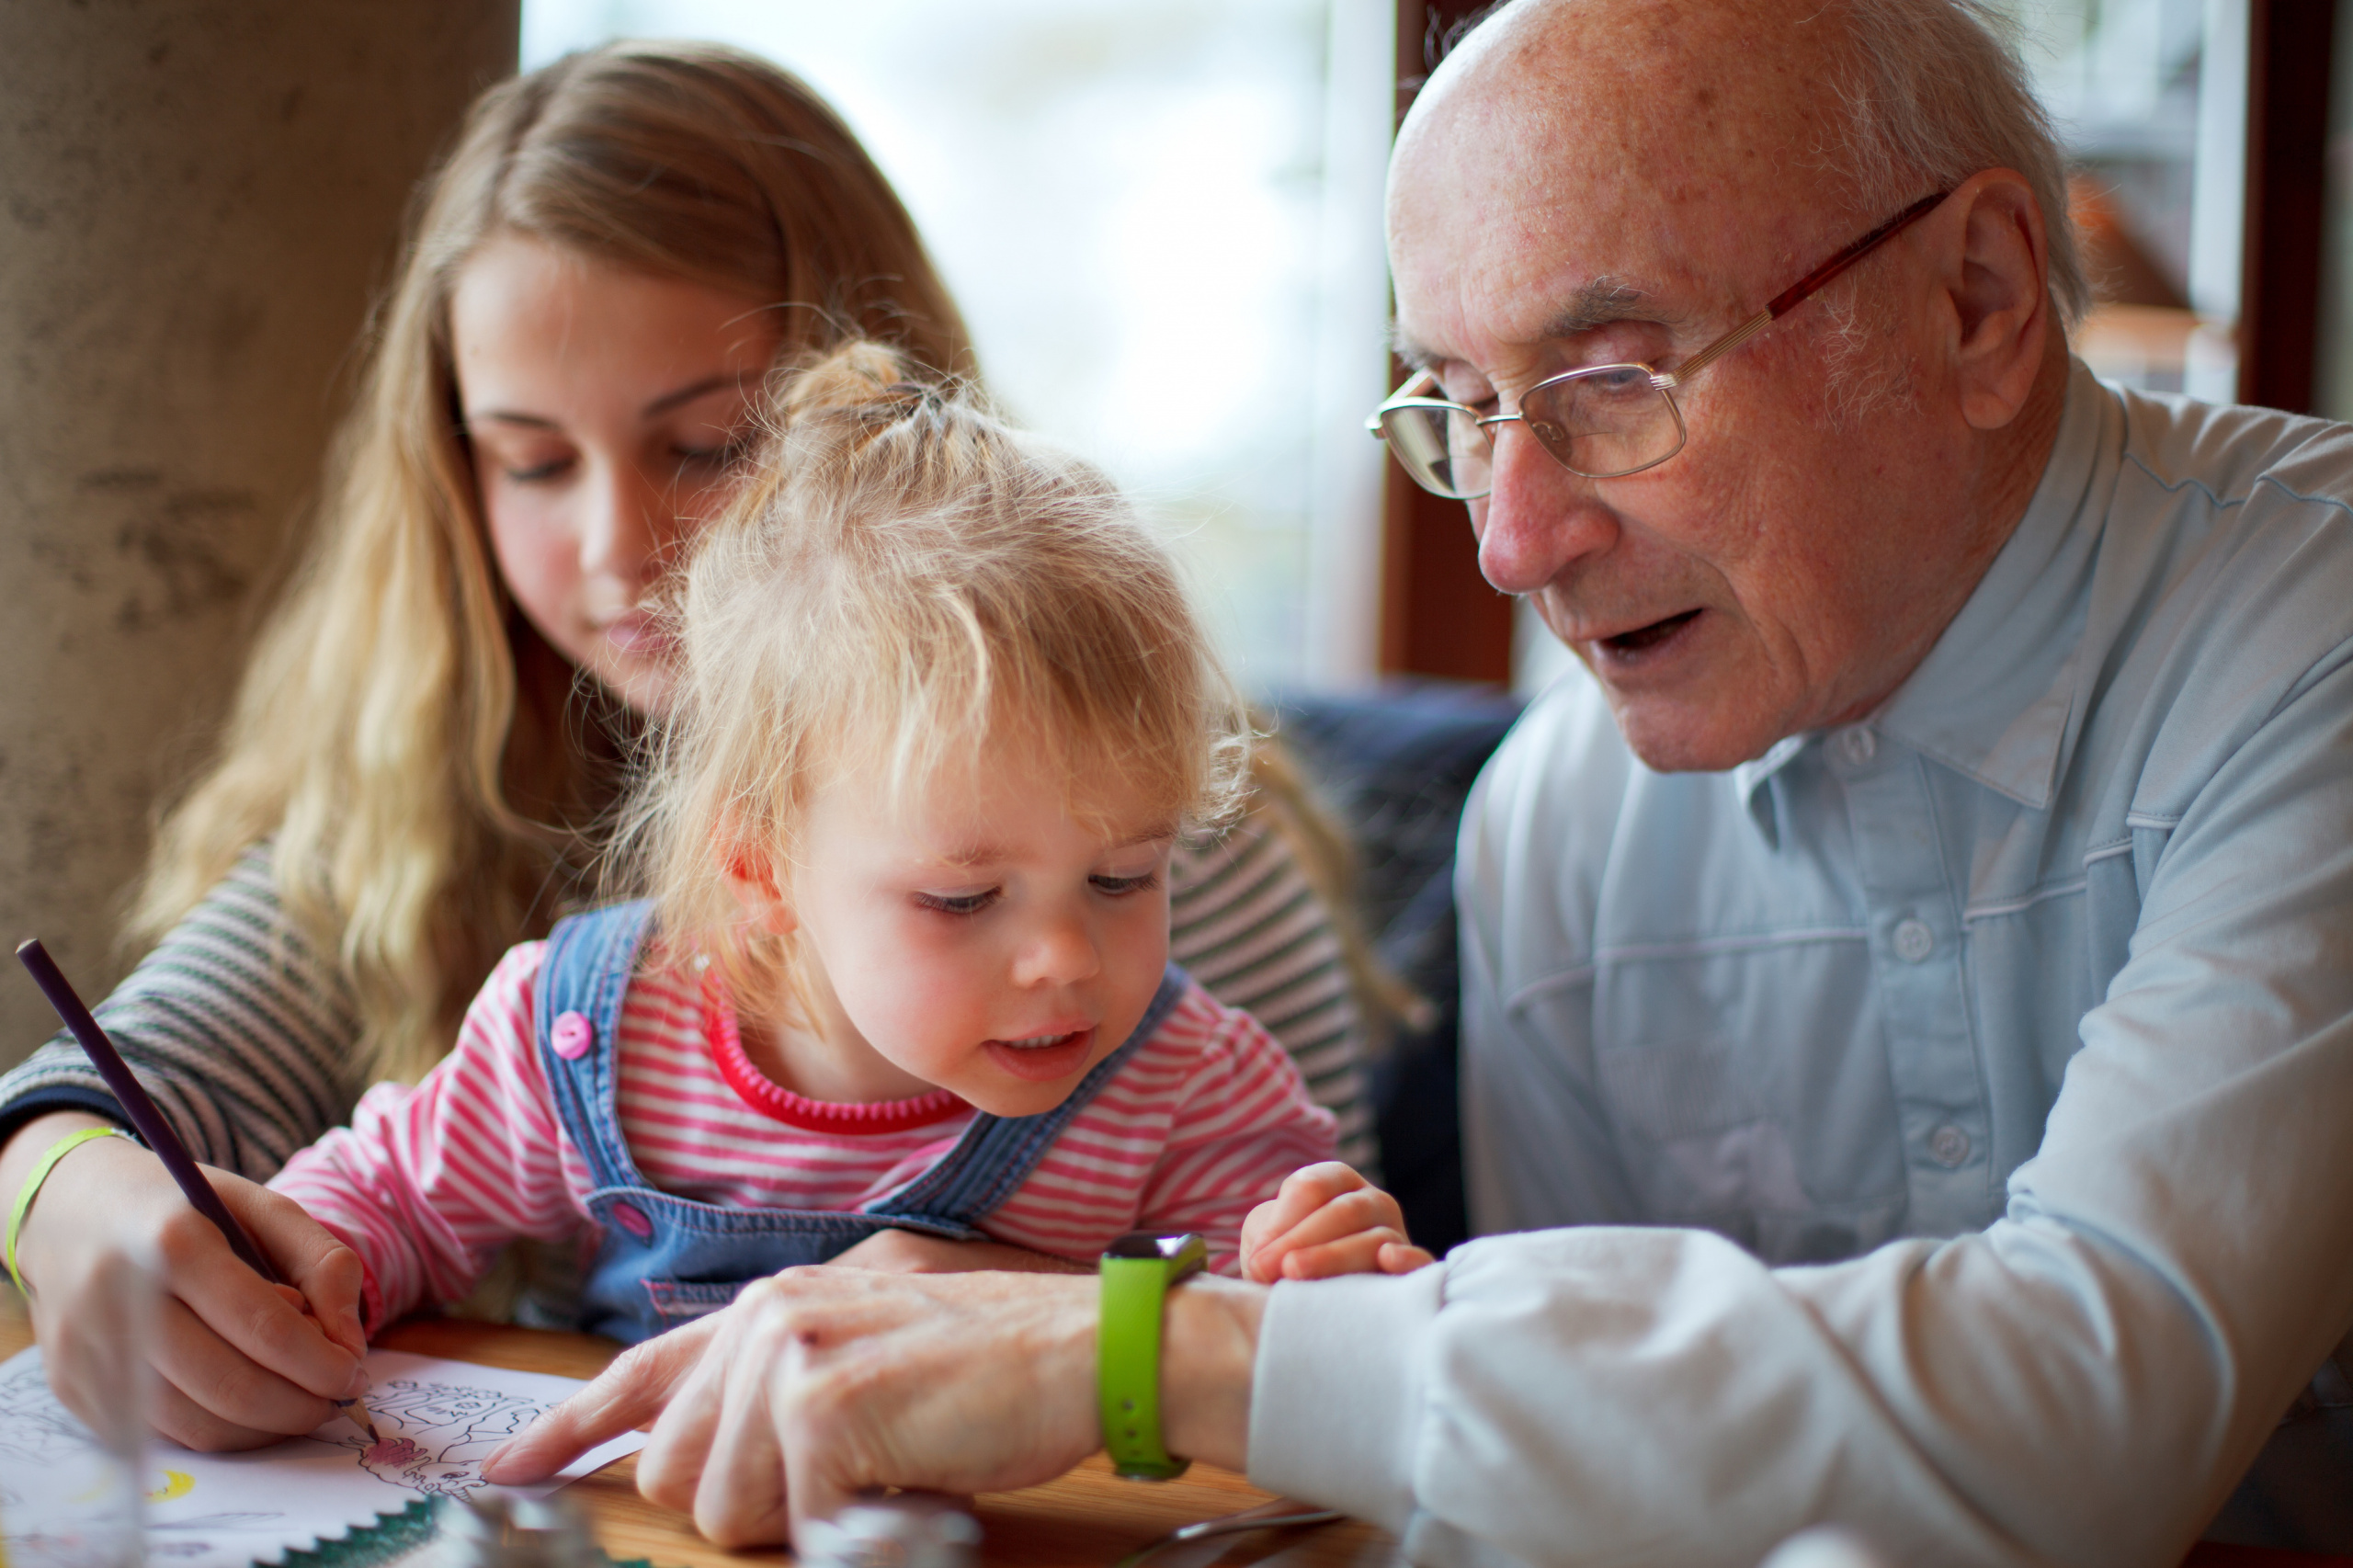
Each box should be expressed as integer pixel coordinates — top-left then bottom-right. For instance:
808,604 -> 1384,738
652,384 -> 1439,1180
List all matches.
7,940 -> 375,1450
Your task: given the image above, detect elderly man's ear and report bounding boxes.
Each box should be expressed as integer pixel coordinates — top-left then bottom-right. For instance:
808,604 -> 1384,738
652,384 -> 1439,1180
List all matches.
1933,168 -> 2056,431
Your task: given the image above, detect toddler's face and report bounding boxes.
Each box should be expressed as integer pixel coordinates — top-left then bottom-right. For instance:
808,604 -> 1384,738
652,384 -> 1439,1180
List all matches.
781,738 -> 1176,1118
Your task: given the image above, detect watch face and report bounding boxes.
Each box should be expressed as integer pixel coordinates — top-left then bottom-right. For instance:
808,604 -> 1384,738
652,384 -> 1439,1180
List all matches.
1106,1232 -> 1194,1261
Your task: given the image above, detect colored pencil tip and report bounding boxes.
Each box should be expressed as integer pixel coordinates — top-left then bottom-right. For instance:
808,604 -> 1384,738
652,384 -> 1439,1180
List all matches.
341,1394 -> 381,1445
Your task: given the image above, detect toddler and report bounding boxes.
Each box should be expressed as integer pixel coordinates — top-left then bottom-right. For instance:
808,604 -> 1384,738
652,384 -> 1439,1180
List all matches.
268,344 -> 1339,1342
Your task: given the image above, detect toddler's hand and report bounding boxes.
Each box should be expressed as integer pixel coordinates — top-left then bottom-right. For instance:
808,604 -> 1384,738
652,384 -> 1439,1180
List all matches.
1237,1162 -> 1435,1283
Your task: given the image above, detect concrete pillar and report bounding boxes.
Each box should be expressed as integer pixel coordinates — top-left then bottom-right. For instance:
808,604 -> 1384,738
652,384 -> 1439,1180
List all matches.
0,4 -> 519,1061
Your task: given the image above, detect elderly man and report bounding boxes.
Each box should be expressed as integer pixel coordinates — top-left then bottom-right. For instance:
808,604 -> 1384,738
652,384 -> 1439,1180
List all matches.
486,0 -> 2353,1561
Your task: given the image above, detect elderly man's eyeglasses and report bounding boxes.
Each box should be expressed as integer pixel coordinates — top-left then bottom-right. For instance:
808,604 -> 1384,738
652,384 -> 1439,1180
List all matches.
1367,190 -> 1951,499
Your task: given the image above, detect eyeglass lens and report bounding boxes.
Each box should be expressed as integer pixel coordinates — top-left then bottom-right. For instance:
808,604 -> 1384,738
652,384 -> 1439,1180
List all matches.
1379,367 -> 1685,498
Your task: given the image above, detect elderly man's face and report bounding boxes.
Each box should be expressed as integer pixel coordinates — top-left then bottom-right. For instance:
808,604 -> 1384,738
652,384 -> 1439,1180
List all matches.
1389,5 -> 1998,772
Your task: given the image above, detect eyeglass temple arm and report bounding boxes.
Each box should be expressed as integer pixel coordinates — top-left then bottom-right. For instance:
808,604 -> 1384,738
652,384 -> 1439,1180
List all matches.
1365,367 -> 1440,431
1665,189 -> 1954,387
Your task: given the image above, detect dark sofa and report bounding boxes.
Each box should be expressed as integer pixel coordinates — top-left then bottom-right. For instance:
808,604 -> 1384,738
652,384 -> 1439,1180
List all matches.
1273,682 -> 1525,1256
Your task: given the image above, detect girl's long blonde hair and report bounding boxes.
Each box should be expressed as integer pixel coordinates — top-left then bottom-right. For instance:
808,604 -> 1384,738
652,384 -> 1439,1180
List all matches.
634,343 -> 1252,1024
131,42 -> 972,1084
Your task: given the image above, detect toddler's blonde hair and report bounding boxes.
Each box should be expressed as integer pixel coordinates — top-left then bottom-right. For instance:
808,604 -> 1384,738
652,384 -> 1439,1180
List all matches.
634,342 -> 1252,1020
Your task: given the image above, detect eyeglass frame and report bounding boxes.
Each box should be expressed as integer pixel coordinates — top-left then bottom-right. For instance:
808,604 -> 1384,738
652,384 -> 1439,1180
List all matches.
1366,187 -> 1955,497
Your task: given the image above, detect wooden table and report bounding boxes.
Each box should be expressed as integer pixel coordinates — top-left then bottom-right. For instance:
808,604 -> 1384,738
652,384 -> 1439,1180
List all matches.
0,1297 -> 1396,1568
1,1296 -> 2341,1567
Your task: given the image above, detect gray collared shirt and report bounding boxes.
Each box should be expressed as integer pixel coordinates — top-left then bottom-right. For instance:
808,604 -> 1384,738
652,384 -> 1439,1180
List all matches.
1249,364 -> 2353,1564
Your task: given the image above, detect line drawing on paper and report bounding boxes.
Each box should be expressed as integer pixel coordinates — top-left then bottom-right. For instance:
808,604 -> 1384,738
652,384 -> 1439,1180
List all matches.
319,1377 -> 546,1497
0,1361 -> 108,1467
0,1342 -> 642,1568
0,1360 -> 551,1503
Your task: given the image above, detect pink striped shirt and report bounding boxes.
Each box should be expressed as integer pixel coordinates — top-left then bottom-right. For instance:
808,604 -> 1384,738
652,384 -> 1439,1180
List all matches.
271,943 -> 1337,1330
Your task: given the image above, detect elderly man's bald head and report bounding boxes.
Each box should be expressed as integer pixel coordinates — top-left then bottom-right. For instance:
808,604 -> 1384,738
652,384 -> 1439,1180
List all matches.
1401,1 -> 1846,248
1395,0 -> 2082,341
1381,0 -> 2076,771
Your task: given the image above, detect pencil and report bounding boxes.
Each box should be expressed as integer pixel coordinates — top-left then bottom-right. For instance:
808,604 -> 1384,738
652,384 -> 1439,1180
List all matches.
14,937 -> 381,1445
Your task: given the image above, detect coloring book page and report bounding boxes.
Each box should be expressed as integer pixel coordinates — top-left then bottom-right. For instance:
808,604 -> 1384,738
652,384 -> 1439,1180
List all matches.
0,1346 -> 645,1568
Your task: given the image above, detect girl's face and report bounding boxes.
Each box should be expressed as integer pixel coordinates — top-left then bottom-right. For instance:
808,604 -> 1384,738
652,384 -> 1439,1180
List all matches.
752,735 -> 1177,1119
451,235 -> 780,714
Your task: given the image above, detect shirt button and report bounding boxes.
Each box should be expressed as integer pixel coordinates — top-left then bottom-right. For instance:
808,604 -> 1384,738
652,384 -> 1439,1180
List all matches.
1893,917 -> 1935,962
1928,1125 -> 1972,1167
1837,726 -> 1878,767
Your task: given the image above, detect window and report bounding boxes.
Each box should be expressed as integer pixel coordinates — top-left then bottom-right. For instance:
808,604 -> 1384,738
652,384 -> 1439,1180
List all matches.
2022,0 -> 2244,400
523,0 -> 1395,694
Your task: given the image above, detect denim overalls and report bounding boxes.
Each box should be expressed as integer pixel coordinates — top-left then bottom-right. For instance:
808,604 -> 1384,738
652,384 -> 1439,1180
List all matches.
534,900 -> 1186,1343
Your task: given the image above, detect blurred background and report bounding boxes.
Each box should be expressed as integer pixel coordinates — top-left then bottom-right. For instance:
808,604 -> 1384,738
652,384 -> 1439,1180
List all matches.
520,0 -> 2353,699
524,0 -> 1396,698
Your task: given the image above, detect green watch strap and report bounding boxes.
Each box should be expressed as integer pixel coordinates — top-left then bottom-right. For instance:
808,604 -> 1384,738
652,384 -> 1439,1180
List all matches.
1097,1232 -> 1207,1481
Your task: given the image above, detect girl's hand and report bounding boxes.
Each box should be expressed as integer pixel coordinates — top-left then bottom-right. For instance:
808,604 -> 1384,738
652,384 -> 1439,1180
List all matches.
3,1111 -> 369,1449
1237,1161 -> 1436,1283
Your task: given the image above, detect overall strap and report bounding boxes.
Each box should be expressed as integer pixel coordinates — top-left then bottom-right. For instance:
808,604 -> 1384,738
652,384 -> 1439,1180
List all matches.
880,963 -> 1192,1228
533,899 -> 659,1193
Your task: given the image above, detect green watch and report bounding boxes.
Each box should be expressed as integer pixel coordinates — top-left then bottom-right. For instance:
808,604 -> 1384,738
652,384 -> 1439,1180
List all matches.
1097,1231 -> 1207,1481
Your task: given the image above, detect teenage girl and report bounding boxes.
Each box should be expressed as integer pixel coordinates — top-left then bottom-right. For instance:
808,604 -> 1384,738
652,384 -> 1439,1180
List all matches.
264,346 -> 1339,1337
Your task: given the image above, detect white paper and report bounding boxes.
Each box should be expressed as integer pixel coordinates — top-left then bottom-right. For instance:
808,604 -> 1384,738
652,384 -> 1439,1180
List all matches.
0,1345 -> 645,1568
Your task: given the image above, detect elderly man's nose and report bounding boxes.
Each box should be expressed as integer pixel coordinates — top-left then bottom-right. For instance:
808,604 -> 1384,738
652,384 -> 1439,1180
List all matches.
1473,426 -> 1613,594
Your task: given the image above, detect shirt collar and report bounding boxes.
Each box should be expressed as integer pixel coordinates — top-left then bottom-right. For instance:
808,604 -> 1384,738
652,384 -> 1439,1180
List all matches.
1872,360 -> 2112,809
1732,733 -> 1808,818
1733,361 -> 2115,824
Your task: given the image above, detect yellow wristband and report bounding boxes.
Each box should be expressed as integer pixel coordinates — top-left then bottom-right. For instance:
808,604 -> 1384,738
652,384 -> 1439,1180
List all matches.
6,1126 -> 134,1297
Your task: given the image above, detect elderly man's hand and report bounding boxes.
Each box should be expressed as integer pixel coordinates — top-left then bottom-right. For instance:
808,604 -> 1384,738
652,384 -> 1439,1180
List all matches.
483,1267 -> 1103,1548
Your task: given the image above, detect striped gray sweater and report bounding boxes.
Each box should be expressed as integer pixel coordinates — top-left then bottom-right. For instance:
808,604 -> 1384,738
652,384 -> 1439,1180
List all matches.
0,815 -> 1374,1186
